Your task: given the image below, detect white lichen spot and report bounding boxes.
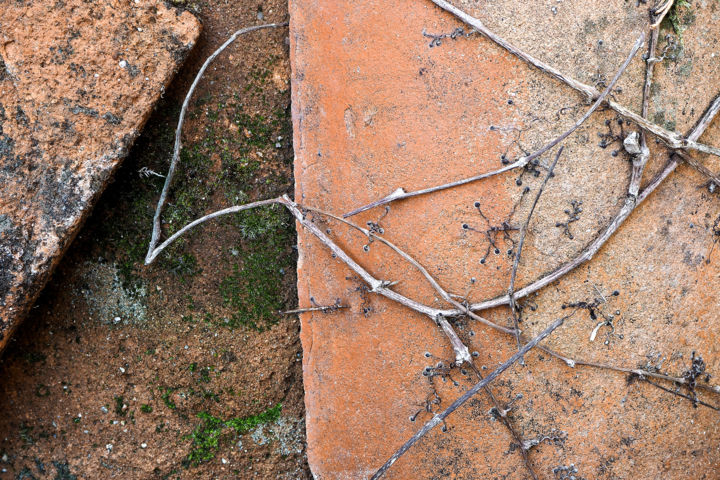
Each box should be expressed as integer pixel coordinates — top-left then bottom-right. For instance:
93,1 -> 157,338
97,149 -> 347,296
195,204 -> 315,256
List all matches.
250,416 -> 305,456
75,261 -> 147,326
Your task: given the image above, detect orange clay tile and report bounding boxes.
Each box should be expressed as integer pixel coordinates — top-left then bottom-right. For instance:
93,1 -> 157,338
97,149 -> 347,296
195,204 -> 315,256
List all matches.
291,0 -> 720,478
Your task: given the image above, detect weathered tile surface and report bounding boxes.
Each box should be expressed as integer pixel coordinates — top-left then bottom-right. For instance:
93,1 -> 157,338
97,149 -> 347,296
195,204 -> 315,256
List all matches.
0,0 -> 200,351
291,0 -> 720,478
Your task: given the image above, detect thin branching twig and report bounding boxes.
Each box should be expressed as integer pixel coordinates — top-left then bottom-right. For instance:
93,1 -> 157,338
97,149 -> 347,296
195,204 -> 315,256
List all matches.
509,146 -> 564,356
644,379 -> 720,411
445,92 -> 720,317
427,0 -> 720,158
303,206 -> 516,335
145,22 -> 288,265
344,34 -> 644,217
465,362 -> 539,478
629,19 -> 659,196
370,315 -> 569,480
650,0 -> 675,29
281,303 -> 348,315
146,199 -> 283,264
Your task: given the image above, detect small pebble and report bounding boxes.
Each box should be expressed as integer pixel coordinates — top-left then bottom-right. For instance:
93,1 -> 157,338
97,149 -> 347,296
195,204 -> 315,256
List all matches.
141,443 -> 147,449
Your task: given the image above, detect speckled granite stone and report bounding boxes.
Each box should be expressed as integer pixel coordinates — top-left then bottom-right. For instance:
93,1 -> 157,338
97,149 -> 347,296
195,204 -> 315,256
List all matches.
0,0 -> 200,352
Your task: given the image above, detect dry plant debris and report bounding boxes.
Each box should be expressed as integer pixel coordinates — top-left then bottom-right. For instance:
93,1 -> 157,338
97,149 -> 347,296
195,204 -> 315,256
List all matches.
146,0 -> 720,477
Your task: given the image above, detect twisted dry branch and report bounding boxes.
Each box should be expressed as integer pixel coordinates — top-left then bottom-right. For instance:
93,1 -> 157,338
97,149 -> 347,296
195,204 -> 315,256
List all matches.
427,0 -> 720,158
145,22 -> 289,265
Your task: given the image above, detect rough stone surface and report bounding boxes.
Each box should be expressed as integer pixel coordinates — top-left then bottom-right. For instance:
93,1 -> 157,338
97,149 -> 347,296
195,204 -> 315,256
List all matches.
292,0 -> 720,478
0,0 -> 200,351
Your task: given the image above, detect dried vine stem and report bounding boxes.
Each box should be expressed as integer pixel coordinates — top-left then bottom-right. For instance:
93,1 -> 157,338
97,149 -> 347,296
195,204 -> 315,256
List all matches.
688,92 -> 720,142
303,207 -> 541,478
650,0 -> 675,28
303,206 -> 516,335
345,35 -> 643,218
537,346 -> 720,396
427,0 -> 720,158
442,91 -> 720,317
670,91 -> 720,186
679,153 -> 720,187
672,90 -> 720,185
645,379 -> 720,411
468,361 -> 540,480
370,315 -> 568,480
145,199 -> 282,264
145,193 -> 474,364
509,147 -> 564,355
145,22 -> 288,265
629,19 -> 658,196
281,304 -> 348,315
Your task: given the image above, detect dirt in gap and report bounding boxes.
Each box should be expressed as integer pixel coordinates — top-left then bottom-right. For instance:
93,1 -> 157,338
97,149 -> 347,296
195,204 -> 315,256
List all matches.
0,1 -> 310,478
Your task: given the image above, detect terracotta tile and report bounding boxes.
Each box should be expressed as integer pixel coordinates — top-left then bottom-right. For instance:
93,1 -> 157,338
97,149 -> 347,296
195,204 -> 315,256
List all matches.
292,0 -> 720,478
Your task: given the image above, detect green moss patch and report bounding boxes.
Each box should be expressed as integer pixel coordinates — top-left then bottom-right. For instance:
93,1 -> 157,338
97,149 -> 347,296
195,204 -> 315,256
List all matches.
184,403 -> 282,465
219,205 -> 294,330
